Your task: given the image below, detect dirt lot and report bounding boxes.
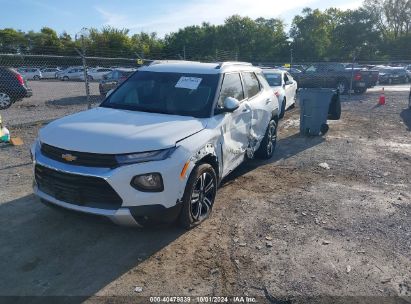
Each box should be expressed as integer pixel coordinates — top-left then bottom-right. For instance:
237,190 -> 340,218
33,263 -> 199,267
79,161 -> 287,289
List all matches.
2,80 -> 103,127
0,85 -> 410,303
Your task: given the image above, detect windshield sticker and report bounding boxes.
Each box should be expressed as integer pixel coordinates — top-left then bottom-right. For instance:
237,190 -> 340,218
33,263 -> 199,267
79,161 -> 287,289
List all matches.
175,77 -> 202,90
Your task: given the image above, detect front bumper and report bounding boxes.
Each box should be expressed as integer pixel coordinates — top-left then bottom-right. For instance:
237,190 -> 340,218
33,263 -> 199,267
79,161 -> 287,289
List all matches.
32,143 -> 190,226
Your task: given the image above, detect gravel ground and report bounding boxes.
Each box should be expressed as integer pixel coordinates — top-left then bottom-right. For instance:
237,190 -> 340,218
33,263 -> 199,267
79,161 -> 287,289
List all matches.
0,86 -> 410,303
1,80 -> 103,127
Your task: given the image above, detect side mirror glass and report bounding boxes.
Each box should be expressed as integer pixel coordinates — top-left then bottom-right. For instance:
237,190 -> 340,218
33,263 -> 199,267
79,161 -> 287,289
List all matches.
106,89 -> 114,97
223,97 -> 240,112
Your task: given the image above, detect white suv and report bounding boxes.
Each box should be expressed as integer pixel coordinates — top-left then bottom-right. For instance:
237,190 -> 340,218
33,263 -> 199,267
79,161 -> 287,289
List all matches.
32,61 -> 279,228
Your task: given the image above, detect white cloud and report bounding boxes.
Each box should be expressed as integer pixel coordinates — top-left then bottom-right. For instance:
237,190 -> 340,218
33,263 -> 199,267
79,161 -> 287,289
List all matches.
96,0 -> 364,36
96,0 -> 317,36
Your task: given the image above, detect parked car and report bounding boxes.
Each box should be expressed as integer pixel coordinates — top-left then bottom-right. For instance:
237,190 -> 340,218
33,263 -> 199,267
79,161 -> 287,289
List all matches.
99,68 -> 136,95
0,67 -> 32,109
41,68 -> 61,79
18,68 -> 42,80
32,61 -> 279,228
292,63 -> 368,94
58,67 -> 85,81
262,69 -> 297,118
379,67 -> 409,84
80,67 -> 112,81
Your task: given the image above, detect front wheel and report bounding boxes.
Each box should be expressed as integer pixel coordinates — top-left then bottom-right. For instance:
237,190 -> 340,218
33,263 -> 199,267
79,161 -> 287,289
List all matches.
0,92 -> 13,109
256,119 -> 277,159
336,80 -> 348,95
33,75 -> 40,80
178,163 -> 217,229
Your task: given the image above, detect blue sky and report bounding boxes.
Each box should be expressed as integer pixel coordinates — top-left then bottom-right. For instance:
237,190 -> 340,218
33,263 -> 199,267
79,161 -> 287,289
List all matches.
0,0 -> 362,37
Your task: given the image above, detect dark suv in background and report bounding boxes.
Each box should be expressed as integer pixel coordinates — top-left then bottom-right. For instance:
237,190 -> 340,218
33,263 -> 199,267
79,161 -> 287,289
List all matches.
98,68 -> 136,95
0,67 -> 32,109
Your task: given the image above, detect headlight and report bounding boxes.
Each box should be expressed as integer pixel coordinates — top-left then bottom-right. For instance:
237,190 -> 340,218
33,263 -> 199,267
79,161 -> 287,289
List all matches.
115,147 -> 176,165
131,173 -> 163,192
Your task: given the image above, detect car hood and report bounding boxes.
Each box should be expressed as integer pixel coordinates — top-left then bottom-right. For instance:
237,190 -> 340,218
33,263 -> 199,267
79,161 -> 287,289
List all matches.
39,107 -> 208,154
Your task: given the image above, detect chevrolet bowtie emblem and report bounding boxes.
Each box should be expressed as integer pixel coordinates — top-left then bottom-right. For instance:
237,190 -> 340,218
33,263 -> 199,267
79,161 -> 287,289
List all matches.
62,153 -> 77,162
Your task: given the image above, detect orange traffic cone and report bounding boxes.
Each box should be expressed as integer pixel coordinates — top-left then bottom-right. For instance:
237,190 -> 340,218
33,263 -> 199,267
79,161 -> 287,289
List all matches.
379,87 -> 385,105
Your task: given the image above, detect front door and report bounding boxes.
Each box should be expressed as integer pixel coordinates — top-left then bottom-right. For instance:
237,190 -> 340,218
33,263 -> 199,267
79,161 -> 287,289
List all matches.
217,73 -> 251,176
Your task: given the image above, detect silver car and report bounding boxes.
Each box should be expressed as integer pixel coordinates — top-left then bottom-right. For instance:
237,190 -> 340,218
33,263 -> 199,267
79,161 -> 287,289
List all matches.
59,68 -> 85,81
41,68 -> 61,79
18,68 -> 42,80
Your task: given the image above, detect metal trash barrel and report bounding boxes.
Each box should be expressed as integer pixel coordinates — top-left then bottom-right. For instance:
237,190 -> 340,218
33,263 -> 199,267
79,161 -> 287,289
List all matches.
299,88 -> 340,136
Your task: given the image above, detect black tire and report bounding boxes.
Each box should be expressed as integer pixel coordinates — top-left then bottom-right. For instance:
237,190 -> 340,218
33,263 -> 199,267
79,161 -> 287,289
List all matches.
328,93 -> 341,120
33,75 -> 40,80
320,123 -> 329,135
256,119 -> 277,159
0,92 -> 13,109
63,76 -> 69,81
178,163 -> 217,229
354,87 -> 367,94
336,79 -> 349,95
408,93 -> 411,109
88,75 -> 93,81
279,98 -> 286,119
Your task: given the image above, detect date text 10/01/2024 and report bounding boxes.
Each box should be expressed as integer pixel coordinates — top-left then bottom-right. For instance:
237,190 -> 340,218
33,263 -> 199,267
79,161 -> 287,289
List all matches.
149,296 -> 257,303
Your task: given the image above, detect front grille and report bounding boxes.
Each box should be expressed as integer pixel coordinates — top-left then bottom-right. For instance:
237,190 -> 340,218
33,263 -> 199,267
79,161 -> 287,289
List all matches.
41,143 -> 118,168
35,164 -> 123,209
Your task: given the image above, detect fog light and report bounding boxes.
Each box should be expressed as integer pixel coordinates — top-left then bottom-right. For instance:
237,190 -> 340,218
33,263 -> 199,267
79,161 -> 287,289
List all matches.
131,173 -> 164,192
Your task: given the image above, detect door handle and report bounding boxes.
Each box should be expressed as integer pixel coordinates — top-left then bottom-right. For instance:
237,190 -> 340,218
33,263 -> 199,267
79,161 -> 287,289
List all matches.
265,98 -> 272,104
242,108 -> 251,113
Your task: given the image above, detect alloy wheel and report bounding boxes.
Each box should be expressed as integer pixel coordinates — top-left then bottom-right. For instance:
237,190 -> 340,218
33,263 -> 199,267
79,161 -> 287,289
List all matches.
266,121 -> 277,156
337,82 -> 346,94
0,92 -> 12,109
190,172 -> 216,221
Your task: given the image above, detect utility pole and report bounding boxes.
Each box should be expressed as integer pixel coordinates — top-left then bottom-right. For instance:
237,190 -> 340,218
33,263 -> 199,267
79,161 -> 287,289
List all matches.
183,45 -> 186,60
290,48 -> 293,72
75,28 -> 91,110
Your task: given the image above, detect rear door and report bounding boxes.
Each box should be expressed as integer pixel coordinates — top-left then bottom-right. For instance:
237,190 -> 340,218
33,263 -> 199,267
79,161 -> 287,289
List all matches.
218,72 -> 251,175
243,71 -> 273,149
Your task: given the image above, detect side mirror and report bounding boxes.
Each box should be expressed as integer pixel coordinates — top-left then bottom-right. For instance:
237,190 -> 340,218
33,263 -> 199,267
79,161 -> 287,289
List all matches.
285,80 -> 293,85
106,89 -> 114,97
223,97 -> 240,112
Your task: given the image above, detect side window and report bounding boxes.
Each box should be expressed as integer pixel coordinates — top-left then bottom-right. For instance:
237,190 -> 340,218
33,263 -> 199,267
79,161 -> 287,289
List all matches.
242,72 -> 260,99
284,73 -> 289,83
218,73 -> 244,107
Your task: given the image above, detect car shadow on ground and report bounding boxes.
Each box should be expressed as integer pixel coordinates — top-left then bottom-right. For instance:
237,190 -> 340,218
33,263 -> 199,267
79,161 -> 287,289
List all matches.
0,194 -> 184,299
221,132 -> 325,186
45,95 -> 103,106
400,108 -> 411,131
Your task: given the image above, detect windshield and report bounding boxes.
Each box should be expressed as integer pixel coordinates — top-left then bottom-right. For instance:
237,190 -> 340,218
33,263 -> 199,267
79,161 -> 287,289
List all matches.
263,73 -> 282,86
101,71 -> 219,118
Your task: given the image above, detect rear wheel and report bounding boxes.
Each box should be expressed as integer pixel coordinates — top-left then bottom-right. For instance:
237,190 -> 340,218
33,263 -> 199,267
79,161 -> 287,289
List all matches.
33,75 -> 40,80
256,119 -> 277,159
336,79 -> 348,94
63,76 -> 69,81
354,87 -> 367,94
178,163 -> 217,229
0,92 -> 12,109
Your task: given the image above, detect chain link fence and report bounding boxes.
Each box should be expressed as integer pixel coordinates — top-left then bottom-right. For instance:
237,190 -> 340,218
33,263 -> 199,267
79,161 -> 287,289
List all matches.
0,51 -> 410,129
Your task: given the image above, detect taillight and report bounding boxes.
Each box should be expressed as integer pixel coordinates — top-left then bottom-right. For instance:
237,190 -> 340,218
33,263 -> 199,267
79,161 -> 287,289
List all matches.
274,91 -> 280,97
16,73 -> 24,85
354,73 -> 362,81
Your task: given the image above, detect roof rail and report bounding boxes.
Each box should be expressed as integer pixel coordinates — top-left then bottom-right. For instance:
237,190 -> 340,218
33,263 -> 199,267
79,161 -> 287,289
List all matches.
215,61 -> 253,69
149,60 -> 201,66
